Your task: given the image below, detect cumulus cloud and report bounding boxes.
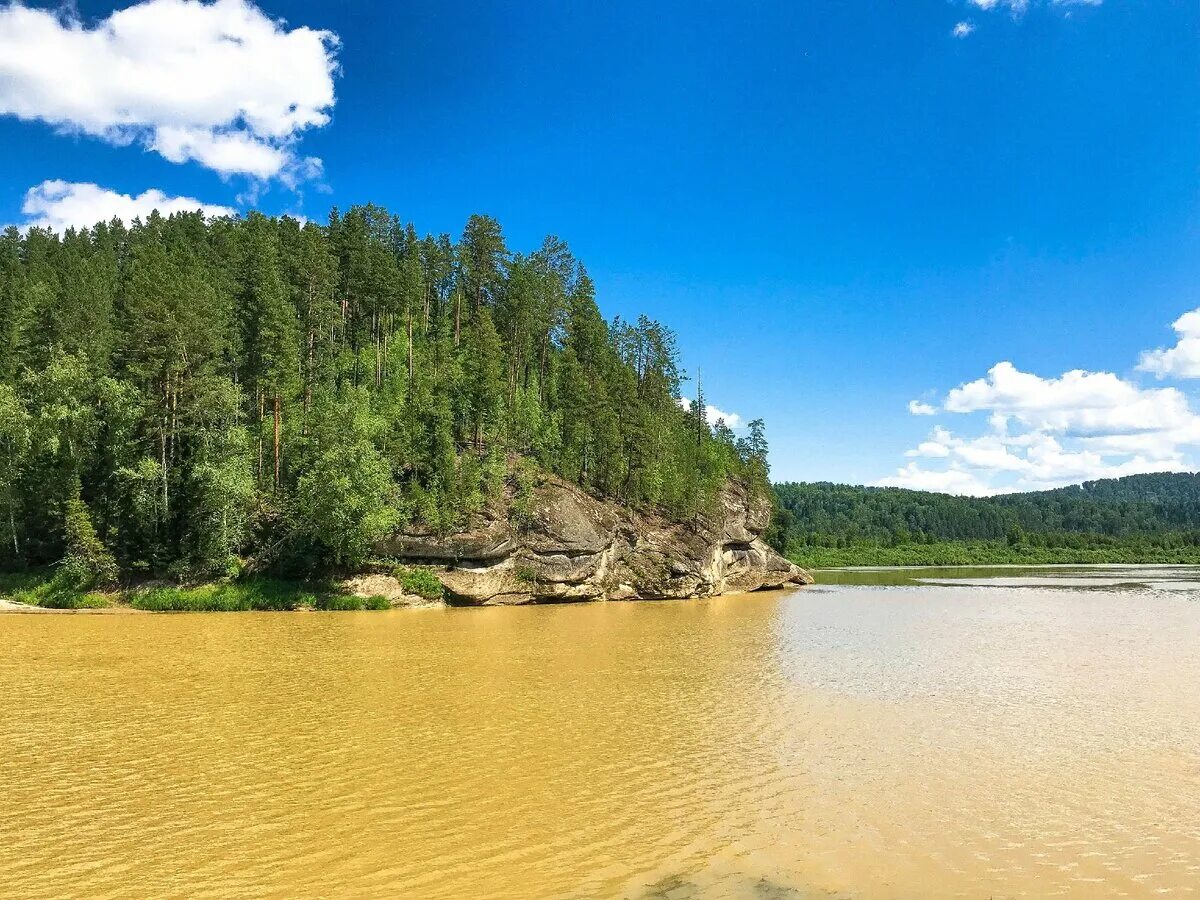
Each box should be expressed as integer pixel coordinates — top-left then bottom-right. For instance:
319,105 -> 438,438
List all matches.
20,180 -> 235,232
879,463 -> 997,497
677,397 -> 743,429
908,400 -> 938,416
707,405 -> 743,428
952,22 -> 976,38
881,357 -> 1200,495
0,0 -> 339,181
905,427 -> 955,458
1137,308 -> 1200,379
945,361 -> 1194,437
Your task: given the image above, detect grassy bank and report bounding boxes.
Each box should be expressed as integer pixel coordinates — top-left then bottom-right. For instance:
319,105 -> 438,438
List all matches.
130,581 -> 391,612
788,541 -> 1200,568
0,571 -> 393,612
0,570 -> 114,609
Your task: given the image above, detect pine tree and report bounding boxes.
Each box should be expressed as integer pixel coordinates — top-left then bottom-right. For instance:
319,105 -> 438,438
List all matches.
0,384 -> 29,562
0,204 -> 769,576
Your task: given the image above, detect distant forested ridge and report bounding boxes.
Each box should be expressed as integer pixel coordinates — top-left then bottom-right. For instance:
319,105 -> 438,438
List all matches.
0,208 -> 768,583
768,474 -> 1200,562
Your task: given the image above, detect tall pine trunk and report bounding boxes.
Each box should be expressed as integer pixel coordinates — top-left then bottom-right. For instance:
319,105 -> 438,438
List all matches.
273,393 -> 282,494
454,289 -> 461,347
407,306 -> 414,380
257,389 -> 264,485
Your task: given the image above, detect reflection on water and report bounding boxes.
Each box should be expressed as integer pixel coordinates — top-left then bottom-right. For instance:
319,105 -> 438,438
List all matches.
2,569 -> 1199,898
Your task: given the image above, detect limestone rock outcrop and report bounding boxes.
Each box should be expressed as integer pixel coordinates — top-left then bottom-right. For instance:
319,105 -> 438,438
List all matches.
376,477 -> 811,606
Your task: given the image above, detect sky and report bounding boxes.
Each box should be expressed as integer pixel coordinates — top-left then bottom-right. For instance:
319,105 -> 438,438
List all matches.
1,0 -> 1198,494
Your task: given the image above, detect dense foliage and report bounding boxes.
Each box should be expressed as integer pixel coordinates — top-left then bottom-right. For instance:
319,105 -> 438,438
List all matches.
770,474 -> 1200,564
795,538 -> 1200,568
0,207 -> 768,580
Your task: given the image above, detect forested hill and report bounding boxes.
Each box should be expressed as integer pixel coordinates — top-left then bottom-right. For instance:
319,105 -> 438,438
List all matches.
0,207 -> 769,582
769,473 -> 1200,551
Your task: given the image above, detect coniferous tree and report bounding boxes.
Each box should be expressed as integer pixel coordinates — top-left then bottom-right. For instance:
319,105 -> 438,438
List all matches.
0,205 -> 770,576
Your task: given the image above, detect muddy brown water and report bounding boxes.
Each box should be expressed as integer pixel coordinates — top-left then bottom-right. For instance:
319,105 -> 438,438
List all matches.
2,567 -> 1198,897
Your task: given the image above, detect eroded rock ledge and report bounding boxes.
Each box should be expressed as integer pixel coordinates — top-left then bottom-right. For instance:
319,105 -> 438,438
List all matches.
373,477 -> 812,606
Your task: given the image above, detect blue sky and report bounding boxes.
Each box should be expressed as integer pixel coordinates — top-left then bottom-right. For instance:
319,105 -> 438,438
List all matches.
1,0 -> 1198,492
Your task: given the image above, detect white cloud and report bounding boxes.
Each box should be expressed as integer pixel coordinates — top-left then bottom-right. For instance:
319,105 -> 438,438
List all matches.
152,126 -> 288,181
908,425 -> 957,453
883,429 -> 1185,496
906,438 -> 952,458
883,358 -> 1200,495
20,180 -> 235,232
677,397 -> 743,429
1137,308 -> 1200,379
952,22 -> 976,38
879,463 -> 998,497
945,361 -> 1193,437
707,405 -> 742,428
880,305 -> 1200,495
0,0 -> 338,181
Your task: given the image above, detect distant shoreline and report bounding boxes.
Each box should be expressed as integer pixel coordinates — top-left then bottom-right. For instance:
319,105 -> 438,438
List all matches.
788,541 -> 1200,568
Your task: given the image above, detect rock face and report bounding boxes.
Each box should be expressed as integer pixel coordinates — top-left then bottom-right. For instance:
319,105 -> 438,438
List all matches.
377,477 -> 812,606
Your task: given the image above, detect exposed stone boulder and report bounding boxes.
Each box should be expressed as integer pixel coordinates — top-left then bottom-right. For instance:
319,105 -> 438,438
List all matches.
376,476 -> 811,606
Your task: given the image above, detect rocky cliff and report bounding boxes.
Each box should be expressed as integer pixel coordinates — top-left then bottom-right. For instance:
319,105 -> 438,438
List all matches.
371,476 -> 811,606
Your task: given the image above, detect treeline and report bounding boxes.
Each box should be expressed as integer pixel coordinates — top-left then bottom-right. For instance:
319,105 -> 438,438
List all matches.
0,207 -> 767,582
794,536 -> 1200,569
769,474 -> 1200,553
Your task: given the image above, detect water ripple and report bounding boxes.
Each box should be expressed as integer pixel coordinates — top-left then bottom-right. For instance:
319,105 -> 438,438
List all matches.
2,582 -> 1199,897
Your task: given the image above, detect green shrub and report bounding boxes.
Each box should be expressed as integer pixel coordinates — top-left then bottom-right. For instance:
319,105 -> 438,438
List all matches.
0,569 -> 113,609
132,587 -> 237,612
4,571 -> 392,613
127,578 -> 392,612
514,564 -> 538,585
38,591 -> 111,609
130,580 -> 300,612
0,570 -> 38,591
509,460 -> 538,528
58,498 -> 119,590
393,565 -> 444,600
0,570 -> 51,603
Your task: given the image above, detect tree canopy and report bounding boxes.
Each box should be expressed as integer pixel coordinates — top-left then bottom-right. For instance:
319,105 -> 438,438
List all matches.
0,207 -> 768,579
769,473 -> 1200,552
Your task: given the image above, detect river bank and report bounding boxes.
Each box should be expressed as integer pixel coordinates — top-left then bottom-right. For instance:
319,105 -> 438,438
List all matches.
3,477 -> 812,612
0,571 -> 410,613
0,597 -> 148,614
0,567 -> 806,614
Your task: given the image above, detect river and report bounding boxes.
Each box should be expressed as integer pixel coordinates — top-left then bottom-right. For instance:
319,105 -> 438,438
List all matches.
2,566 -> 1198,898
